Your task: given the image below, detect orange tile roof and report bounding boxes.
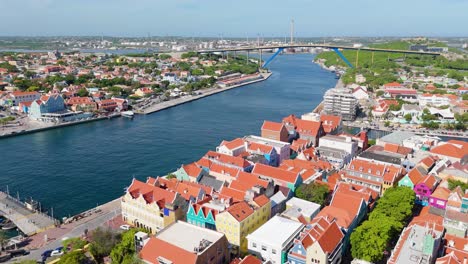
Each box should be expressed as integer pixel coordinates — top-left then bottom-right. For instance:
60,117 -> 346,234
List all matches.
252,163 -> 299,184
430,142 -> 468,160
320,114 -> 341,133
247,142 -> 274,154
252,194 -> 270,207
316,206 -> 354,229
418,175 -> 438,190
431,186 -> 451,200
210,163 -> 240,178
346,159 -> 403,183
444,234 -> 468,261
220,138 -> 245,150
226,201 -> 254,222
205,151 -> 251,168
229,171 -> 270,192
230,255 -> 262,264
408,167 -> 425,184
384,82 -> 402,87
219,187 -> 245,202
127,179 -> 177,208
140,237 -> 197,264
283,115 -> 323,136
182,163 -> 203,177
261,120 -> 285,132
310,217 -> 344,253
436,252 -> 462,264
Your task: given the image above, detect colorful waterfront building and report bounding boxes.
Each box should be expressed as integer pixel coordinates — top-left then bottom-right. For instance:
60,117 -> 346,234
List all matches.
186,196 -> 230,230
261,120 -> 289,143
174,162 -> 207,182
215,195 -> 271,254
121,178 -> 188,234
29,94 -> 65,119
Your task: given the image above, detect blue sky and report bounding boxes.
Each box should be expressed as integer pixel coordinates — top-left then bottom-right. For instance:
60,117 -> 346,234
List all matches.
0,0 -> 467,37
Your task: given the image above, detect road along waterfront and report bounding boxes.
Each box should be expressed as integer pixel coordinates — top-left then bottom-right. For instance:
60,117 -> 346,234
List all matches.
0,54 -> 337,219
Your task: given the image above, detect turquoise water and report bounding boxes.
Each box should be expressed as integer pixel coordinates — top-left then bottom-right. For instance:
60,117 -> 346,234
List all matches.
0,54 -> 337,218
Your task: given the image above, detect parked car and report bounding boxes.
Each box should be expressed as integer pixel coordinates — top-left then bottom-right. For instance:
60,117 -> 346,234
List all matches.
50,249 -> 64,257
120,224 -> 131,230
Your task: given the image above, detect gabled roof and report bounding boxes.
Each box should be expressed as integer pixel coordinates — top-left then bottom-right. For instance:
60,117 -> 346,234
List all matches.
229,171 -> 270,192
226,201 -> 254,222
219,138 -> 245,150
316,206 -> 354,229
407,167 -> 426,185
219,186 -> 245,202
182,163 -> 203,177
417,175 -> 439,190
431,186 -> 451,200
346,158 -> 403,183
430,141 -> 468,160
205,151 -> 251,168
283,114 -> 323,136
252,163 -> 300,184
127,178 -> 177,208
261,120 -> 285,132
320,114 -> 341,133
140,237 -> 197,264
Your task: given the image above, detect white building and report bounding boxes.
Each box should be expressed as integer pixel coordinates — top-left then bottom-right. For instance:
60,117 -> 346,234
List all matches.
284,197 -> 321,222
355,74 -> 366,84
323,88 -> 357,121
9,91 -> 41,106
244,135 -> 291,164
247,215 -> 304,264
352,86 -> 369,100
317,135 -> 358,168
419,94 -> 451,107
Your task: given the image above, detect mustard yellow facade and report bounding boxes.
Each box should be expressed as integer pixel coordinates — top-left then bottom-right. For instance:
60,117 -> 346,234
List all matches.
216,200 -> 271,254
121,192 -> 187,234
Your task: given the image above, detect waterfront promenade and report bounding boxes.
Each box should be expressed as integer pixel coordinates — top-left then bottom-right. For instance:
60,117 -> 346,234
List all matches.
0,113 -> 121,139
13,198 -> 121,262
136,72 -> 272,114
0,191 -> 56,236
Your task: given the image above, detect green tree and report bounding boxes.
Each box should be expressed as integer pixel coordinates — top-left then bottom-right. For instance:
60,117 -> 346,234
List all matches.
447,179 -> 468,192
110,229 -> 139,264
158,54 -> 172,60
58,251 -> 87,264
376,90 -> 384,97
89,228 -> 120,262
350,218 -> 402,262
77,88 -> 89,97
384,121 -> 391,127
294,182 -> 329,206
62,237 -> 87,251
404,113 -> 412,122
166,174 -> 177,179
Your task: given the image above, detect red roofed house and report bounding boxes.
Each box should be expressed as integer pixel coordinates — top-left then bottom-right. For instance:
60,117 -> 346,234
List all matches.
283,114 -> 325,146
230,255 -> 262,264
342,158 -> 405,195
287,216 -> 344,264
66,96 -> 97,112
252,163 -> 303,191
121,178 -> 188,234
430,140 -> 468,162
97,99 -> 118,112
9,91 -> 40,106
139,221 -> 229,264
261,120 -> 289,142
174,162 -> 208,182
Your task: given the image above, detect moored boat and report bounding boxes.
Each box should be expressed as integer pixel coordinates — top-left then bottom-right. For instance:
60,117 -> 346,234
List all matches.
121,111 -> 134,118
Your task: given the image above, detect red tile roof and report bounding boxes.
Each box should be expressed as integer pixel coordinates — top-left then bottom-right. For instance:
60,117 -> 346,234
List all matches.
220,138 -> 245,150
230,255 -> 262,264
320,114 -> 341,133
316,206 -> 354,229
252,163 -> 299,184
261,120 -> 285,132
346,159 -> 403,183
127,178 -> 177,208
226,201 -> 254,222
182,163 -> 203,177
140,237 -> 197,264
430,141 -> 468,159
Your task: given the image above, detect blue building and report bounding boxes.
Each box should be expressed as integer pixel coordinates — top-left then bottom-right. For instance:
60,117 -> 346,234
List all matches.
29,94 -> 65,120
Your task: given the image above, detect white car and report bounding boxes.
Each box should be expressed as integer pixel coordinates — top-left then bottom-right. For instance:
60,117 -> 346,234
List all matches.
50,250 -> 64,257
120,224 -> 131,230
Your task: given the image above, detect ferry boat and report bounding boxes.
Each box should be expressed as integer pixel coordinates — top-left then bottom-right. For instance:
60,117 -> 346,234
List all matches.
121,111 -> 135,118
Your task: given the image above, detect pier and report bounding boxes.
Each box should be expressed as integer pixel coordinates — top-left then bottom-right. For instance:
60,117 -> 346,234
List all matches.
0,191 -> 56,236
135,72 -> 272,115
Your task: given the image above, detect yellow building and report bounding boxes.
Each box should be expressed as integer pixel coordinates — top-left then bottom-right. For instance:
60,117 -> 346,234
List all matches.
215,194 -> 271,254
121,178 -> 187,234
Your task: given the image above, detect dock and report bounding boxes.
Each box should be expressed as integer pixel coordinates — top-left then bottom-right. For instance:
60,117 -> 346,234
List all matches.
0,191 -> 56,236
136,72 -> 272,115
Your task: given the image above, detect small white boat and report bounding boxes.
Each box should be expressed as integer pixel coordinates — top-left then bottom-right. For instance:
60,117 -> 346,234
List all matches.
121,111 -> 134,118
